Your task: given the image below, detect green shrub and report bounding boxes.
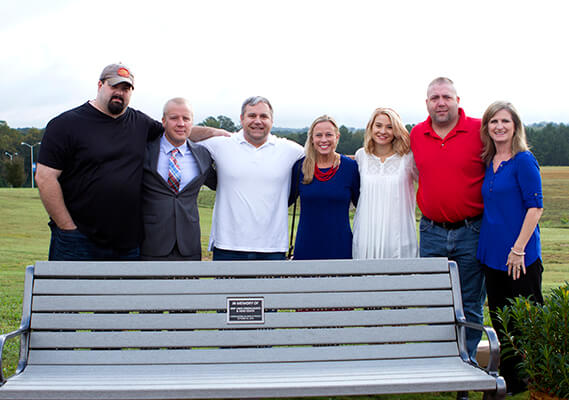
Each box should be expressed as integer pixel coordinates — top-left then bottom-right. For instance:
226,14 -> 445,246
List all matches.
497,284 -> 569,398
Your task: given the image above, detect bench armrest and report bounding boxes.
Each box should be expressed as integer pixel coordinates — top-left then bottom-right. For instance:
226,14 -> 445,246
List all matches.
0,265 -> 35,385
456,320 -> 500,376
0,327 -> 28,384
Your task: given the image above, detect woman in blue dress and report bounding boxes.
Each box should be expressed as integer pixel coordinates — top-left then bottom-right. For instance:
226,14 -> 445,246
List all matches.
477,101 -> 544,395
290,115 -> 360,260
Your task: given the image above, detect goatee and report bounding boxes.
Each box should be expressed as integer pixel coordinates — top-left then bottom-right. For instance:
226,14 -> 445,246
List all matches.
108,97 -> 125,115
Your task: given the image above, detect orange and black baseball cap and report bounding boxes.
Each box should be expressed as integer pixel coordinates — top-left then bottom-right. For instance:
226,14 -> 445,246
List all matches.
99,63 -> 134,88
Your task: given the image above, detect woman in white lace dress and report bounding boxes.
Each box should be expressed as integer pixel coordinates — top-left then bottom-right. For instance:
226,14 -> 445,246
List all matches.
352,108 -> 419,259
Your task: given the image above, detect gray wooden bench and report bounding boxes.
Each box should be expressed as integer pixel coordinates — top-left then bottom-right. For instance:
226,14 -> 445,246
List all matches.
0,258 -> 506,399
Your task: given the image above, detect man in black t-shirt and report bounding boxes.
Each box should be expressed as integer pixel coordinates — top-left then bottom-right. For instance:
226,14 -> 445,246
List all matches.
36,63 -> 165,260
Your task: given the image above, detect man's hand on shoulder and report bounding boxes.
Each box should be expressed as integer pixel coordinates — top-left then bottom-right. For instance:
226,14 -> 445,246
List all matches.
190,126 -> 231,142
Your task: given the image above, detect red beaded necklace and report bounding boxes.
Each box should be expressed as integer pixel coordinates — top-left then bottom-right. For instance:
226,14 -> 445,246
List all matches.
314,162 -> 339,181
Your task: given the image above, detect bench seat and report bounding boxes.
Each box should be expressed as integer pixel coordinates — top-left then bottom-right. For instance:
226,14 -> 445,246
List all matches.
1,358 -> 499,399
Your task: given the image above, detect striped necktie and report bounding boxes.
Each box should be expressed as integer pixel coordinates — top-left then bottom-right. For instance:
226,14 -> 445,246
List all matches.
167,148 -> 181,193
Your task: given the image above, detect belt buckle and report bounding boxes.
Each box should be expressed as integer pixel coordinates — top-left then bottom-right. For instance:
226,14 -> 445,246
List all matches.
441,221 -> 454,230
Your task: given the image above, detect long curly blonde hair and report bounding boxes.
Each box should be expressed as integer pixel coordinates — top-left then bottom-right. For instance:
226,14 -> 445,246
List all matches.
302,115 -> 341,184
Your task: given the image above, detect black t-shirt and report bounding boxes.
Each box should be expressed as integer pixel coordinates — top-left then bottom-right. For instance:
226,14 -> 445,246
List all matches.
38,102 -> 163,249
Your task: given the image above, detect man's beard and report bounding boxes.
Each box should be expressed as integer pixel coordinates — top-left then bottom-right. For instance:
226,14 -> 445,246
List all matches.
108,96 -> 126,115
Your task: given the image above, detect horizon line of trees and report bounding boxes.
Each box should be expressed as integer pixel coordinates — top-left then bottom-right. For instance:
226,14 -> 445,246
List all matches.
2,117 -> 569,187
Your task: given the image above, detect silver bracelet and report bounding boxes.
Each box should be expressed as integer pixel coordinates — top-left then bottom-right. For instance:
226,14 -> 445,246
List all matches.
510,247 -> 526,256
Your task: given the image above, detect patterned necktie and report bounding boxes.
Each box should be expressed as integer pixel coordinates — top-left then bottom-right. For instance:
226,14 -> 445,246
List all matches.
167,148 -> 181,193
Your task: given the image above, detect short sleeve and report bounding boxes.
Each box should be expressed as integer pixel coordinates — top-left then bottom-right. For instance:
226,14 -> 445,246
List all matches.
147,118 -> 164,141
516,151 -> 543,209
195,136 -> 227,161
37,116 -> 71,170
288,158 -> 303,206
285,138 -> 304,161
354,148 -> 364,165
348,157 -> 361,206
407,152 -> 419,182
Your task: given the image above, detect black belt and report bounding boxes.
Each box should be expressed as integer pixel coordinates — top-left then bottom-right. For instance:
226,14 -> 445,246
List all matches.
425,214 -> 482,230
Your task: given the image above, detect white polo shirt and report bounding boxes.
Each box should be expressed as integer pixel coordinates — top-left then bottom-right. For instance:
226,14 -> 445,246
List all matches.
199,131 -> 304,252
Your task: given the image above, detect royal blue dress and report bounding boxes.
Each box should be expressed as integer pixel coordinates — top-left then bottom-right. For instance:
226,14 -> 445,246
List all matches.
290,155 -> 360,260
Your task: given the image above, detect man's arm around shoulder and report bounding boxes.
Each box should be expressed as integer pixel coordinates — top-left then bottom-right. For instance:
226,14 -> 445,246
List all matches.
189,126 -> 231,142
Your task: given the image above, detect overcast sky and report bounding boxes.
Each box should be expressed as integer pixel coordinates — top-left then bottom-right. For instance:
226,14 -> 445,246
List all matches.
1,0 -> 568,129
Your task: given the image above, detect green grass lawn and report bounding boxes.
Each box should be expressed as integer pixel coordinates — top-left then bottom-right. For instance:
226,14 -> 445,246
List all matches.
2,166 -> 569,399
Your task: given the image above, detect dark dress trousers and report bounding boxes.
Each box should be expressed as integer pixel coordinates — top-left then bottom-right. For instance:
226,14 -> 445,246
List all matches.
141,137 -> 215,260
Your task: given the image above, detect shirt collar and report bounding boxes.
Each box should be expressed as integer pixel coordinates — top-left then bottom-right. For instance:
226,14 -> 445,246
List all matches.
235,129 -> 276,147
160,135 -> 188,156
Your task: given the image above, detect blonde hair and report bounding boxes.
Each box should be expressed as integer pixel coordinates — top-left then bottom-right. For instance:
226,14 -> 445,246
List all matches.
163,97 -> 193,119
364,108 -> 410,156
481,101 -> 529,165
302,115 -> 340,184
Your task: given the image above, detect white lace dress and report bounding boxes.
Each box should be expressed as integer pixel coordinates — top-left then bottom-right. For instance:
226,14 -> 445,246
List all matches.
352,148 -> 419,259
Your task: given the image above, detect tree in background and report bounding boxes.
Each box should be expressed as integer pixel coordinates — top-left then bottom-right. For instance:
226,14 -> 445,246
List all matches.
3,158 -> 26,187
527,123 -> 569,166
282,130 -> 307,147
337,126 -> 364,155
198,115 -> 239,132
0,122 -> 44,187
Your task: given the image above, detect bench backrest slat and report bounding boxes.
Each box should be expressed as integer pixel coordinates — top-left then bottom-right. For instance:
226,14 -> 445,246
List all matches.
32,258 -> 449,277
32,290 -> 453,311
30,324 -> 457,348
30,307 -> 455,330
32,274 -> 451,294
28,342 -> 459,365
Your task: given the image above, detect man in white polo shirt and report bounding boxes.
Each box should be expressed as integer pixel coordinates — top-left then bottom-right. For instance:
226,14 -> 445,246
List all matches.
196,96 -> 304,260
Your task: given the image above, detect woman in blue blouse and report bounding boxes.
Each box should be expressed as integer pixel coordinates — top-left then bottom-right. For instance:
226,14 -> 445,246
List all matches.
477,101 -> 544,395
290,115 -> 359,260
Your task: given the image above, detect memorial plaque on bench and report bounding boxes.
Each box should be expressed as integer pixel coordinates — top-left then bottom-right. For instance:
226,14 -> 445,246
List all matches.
227,297 -> 264,324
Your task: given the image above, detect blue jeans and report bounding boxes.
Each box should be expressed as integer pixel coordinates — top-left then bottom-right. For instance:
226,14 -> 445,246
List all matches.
48,222 -> 139,261
419,216 -> 486,363
213,247 -> 286,261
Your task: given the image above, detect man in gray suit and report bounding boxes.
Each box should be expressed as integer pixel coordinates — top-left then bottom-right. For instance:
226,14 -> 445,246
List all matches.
140,98 -> 215,260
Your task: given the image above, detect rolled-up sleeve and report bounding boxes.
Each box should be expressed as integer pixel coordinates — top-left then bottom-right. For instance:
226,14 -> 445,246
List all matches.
517,152 -> 543,209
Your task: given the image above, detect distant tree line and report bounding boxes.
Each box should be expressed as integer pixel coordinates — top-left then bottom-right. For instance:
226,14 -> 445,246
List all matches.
280,122 -> 569,167
1,118 -> 568,187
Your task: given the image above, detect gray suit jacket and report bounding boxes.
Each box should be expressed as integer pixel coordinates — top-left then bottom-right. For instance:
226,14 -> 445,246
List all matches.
140,136 -> 214,259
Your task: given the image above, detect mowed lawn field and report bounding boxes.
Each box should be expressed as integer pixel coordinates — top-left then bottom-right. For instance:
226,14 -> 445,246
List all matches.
1,166 -> 568,400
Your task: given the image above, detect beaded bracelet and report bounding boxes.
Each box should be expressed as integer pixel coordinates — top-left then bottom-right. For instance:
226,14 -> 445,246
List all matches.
510,247 -> 526,256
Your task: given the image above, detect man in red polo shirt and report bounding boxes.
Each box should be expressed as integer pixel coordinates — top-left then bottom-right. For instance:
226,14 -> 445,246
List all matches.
411,78 -> 486,374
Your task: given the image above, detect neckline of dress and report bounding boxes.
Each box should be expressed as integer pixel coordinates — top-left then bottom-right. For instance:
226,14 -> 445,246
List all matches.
371,152 -> 398,163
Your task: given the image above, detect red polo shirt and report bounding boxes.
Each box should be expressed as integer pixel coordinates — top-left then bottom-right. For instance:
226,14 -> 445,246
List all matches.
410,108 -> 484,223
